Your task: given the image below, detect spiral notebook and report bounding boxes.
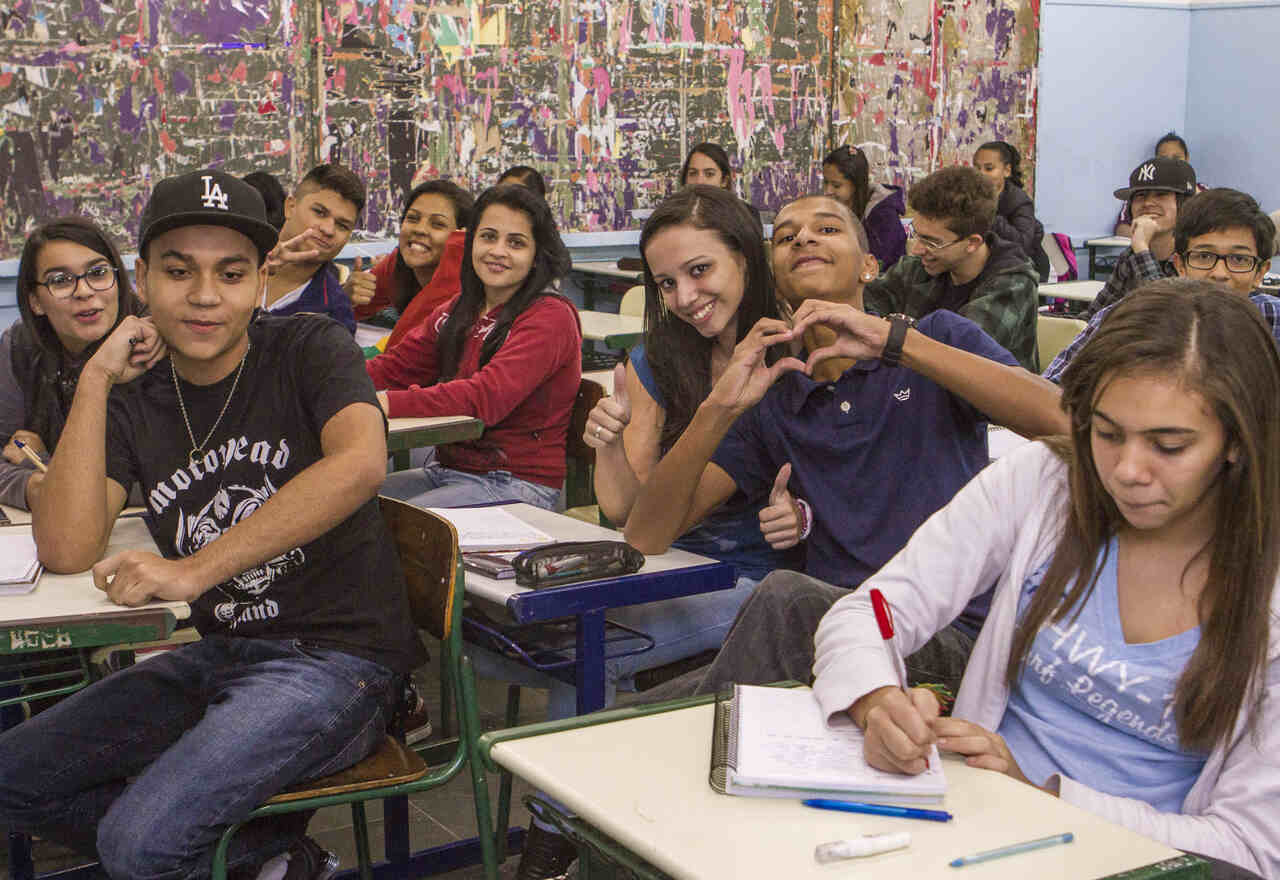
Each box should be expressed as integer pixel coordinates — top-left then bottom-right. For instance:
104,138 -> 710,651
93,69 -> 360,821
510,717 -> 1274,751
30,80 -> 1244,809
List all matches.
709,684 -> 946,804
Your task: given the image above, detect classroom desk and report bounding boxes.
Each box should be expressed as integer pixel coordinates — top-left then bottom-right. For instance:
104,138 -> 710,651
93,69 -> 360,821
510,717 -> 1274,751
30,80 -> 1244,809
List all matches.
571,261 -> 642,309
386,415 -> 484,471
579,310 -> 644,350
481,697 -> 1207,880
462,504 -> 734,714
1083,235 -> 1131,279
0,516 -> 190,656
1038,279 -> 1105,303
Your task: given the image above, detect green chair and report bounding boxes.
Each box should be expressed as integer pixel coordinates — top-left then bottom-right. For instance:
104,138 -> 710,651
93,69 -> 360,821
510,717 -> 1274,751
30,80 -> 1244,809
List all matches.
211,498 -> 501,880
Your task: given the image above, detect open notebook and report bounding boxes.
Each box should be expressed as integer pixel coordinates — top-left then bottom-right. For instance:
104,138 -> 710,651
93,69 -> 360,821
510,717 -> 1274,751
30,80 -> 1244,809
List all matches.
710,685 -> 946,804
0,532 -> 43,595
426,507 -> 553,553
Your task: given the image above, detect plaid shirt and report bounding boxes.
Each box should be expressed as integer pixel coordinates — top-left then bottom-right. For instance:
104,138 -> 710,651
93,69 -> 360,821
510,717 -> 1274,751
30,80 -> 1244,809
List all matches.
864,240 -> 1041,371
1085,247 -> 1176,318
1045,290 -> 1280,383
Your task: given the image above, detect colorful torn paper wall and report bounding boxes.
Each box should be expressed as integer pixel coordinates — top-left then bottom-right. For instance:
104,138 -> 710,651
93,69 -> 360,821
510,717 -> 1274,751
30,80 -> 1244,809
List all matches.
0,0 -> 1036,258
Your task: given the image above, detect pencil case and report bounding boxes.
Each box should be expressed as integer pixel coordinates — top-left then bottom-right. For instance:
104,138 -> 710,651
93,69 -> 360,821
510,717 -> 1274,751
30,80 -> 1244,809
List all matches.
513,541 -> 645,588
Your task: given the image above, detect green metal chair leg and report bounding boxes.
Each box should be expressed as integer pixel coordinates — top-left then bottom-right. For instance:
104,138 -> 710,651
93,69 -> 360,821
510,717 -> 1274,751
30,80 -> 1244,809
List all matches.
459,654 -> 501,879
351,800 -> 373,880
439,648 -> 455,738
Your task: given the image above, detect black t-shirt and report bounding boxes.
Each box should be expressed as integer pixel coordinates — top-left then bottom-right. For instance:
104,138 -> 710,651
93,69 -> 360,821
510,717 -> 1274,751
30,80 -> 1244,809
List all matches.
934,273 -> 980,316
105,313 -> 426,674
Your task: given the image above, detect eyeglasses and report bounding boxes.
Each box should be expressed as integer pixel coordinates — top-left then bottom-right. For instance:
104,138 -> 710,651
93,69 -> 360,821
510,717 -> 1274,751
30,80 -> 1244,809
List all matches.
907,229 -> 967,252
1182,250 -> 1265,274
36,264 -> 118,299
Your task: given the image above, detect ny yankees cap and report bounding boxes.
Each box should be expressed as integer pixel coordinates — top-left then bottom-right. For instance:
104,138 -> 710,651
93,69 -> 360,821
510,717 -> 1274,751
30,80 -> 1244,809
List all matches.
1114,156 -> 1198,201
139,169 -> 280,261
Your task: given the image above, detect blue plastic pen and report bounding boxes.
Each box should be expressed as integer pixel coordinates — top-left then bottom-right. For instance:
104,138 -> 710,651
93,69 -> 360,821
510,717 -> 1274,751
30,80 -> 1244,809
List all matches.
802,798 -> 953,823
949,832 -> 1074,867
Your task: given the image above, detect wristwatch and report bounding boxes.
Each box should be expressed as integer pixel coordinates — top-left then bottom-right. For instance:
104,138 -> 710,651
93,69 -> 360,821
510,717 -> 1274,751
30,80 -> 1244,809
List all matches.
881,313 -> 917,367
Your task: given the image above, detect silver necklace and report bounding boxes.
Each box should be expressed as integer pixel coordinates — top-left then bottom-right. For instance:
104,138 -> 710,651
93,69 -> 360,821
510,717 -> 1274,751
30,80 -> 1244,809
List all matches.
171,342 -> 251,462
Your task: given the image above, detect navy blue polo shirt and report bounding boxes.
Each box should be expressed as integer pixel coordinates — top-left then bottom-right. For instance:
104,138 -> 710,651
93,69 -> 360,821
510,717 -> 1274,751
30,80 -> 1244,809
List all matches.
711,310 -> 1018,591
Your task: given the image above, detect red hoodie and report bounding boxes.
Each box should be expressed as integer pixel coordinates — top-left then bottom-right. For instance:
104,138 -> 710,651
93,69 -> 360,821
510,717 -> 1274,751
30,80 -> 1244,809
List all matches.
367,292 -> 582,488
354,229 -> 466,352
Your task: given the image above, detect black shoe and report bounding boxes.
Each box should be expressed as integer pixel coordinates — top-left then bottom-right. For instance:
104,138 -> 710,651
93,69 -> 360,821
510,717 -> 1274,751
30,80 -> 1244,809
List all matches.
515,823 -> 578,880
253,837 -> 340,880
398,681 -> 433,745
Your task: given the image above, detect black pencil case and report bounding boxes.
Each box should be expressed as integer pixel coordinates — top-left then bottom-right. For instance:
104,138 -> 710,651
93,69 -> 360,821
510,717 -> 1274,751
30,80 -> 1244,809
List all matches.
513,541 -> 645,588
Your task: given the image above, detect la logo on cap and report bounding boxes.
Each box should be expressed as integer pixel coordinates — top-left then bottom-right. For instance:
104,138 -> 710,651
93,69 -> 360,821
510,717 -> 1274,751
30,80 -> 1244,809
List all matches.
1137,163 -> 1156,183
200,175 -> 230,210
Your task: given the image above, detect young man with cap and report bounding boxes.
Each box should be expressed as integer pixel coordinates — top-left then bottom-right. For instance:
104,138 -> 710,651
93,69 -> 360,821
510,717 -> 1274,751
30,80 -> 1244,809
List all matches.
862,165 -> 1041,372
0,169 -> 426,879
1087,156 -> 1197,319
261,162 -> 362,332
1047,187 -> 1280,381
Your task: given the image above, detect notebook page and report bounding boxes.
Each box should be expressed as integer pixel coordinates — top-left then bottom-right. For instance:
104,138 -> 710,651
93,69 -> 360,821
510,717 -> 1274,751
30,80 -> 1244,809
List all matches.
734,685 -> 945,797
0,533 -> 40,584
426,507 -> 554,552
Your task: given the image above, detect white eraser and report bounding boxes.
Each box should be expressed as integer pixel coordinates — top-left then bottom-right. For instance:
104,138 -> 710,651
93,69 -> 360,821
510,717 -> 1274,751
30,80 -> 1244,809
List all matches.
815,832 -> 911,863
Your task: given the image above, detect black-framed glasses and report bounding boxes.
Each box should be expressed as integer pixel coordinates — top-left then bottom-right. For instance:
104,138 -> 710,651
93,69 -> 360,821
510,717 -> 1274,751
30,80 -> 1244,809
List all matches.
1182,250 -> 1265,274
36,264 -> 118,300
907,229 -> 967,252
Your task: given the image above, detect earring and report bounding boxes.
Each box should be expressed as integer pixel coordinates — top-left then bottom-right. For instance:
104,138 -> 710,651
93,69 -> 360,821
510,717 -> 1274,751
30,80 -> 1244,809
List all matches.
862,273 -> 873,281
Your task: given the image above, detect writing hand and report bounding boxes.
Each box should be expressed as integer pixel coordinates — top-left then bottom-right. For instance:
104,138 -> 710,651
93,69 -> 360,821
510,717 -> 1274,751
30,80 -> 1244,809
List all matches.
853,685 -> 941,776
92,550 -> 202,606
344,256 -> 377,306
584,362 -> 630,449
704,318 -> 805,415
3,430 -> 48,467
758,463 -> 803,549
88,316 -> 166,386
788,299 -> 892,372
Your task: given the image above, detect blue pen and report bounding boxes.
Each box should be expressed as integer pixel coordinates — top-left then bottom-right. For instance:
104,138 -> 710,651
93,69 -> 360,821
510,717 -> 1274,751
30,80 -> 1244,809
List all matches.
949,832 -> 1074,867
803,798 -> 952,823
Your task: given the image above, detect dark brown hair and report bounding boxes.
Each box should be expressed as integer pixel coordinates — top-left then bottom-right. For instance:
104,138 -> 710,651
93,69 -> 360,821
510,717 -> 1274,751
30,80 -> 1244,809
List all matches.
392,179 -> 475,311
17,216 -> 143,355
296,162 -> 367,215
640,185 -> 779,453
680,143 -> 733,189
822,145 -> 872,219
907,166 -> 998,239
1009,279 -> 1280,752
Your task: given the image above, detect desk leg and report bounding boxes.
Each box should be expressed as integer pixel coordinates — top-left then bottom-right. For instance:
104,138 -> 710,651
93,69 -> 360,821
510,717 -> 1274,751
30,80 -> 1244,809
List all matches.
1088,245 -> 1098,280
8,831 -> 34,880
575,610 -> 606,715
384,795 -> 411,865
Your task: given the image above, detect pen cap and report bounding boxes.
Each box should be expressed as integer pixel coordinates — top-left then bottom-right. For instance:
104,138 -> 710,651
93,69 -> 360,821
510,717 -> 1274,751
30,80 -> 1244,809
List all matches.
870,588 -> 895,640
815,832 -> 912,863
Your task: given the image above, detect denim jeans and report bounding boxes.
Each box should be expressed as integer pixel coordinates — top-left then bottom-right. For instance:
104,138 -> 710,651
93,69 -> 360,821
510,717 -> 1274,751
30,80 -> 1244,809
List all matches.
380,462 -> 562,511
0,635 -> 396,880
471,575 -> 759,720
641,569 -> 976,702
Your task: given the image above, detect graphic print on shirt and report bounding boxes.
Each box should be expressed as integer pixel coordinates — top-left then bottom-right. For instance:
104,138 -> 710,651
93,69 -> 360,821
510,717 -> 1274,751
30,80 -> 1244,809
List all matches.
150,433 -> 302,630
1025,619 -> 1181,749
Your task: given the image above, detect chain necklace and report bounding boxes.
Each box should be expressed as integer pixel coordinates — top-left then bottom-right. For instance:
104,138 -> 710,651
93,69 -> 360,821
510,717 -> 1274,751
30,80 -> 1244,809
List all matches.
171,342 -> 251,463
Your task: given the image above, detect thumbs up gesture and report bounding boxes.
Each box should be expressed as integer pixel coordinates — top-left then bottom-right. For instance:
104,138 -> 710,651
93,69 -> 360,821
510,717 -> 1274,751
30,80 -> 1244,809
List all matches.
584,363 -> 631,449
758,463 -> 806,549
344,255 -> 377,306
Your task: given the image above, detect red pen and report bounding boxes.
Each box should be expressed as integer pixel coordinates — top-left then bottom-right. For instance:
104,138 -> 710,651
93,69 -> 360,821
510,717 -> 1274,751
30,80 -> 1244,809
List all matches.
870,588 -> 928,766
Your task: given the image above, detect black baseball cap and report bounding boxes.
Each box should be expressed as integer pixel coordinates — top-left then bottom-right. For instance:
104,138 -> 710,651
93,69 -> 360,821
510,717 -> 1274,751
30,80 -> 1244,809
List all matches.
139,169 -> 280,261
1114,157 -> 1198,201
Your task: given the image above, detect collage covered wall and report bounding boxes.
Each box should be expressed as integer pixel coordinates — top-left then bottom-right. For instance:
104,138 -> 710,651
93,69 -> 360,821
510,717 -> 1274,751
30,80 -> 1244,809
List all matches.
0,0 -> 1038,258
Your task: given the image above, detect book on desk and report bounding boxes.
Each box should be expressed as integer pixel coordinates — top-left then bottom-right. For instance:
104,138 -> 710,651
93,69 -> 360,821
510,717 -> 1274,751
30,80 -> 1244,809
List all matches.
710,684 -> 946,804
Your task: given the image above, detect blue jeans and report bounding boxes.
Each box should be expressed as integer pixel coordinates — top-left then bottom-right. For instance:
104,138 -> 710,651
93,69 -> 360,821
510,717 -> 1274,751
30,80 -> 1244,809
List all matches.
0,635 -> 396,880
470,575 -> 758,719
380,462 -> 562,511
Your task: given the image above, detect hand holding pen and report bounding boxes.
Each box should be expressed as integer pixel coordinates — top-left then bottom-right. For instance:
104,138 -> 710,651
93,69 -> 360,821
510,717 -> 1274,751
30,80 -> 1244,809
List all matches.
849,589 -> 940,776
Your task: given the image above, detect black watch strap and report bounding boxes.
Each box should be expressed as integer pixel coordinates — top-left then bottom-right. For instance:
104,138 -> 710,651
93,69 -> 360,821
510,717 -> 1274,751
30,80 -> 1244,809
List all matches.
881,313 -> 916,366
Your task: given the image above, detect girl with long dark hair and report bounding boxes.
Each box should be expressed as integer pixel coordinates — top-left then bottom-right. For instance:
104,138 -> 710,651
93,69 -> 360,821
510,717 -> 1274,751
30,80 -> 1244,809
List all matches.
366,184 -> 579,509
1,217 -> 145,509
814,281 -> 1280,878
821,144 -> 907,269
973,140 -> 1050,280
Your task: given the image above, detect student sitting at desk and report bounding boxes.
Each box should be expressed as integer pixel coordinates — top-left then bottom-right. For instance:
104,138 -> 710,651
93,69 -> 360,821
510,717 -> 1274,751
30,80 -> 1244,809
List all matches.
368,184 -> 580,510
863,166 -> 1041,371
624,193 -> 1066,696
816,284 -> 1280,879
821,144 -> 907,270
0,169 -> 426,878
0,217 -> 145,511
259,162 -> 362,332
680,142 -> 763,232
973,140 -> 1051,281
1114,132 -> 1207,236
1088,156 -> 1196,319
348,180 -> 474,341
1047,188 -> 1280,382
